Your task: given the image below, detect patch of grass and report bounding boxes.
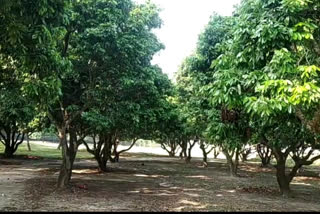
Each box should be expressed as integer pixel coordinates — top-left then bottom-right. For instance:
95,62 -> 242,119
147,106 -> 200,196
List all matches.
0,142 -> 93,160
121,152 -> 172,160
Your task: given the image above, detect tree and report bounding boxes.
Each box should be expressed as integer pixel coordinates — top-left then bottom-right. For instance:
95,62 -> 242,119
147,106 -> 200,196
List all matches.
199,140 -> 215,167
155,99 -> 184,158
160,138 -> 179,157
1,0 -> 168,187
208,0 -> 320,196
175,56 -> 211,164
177,14 -> 250,174
240,145 -> 252,162
111,138 -> 138,163
0,0 -> 70,185
76,0 -> 171,173
0,64 -> 37,158
213,147 -> 221,159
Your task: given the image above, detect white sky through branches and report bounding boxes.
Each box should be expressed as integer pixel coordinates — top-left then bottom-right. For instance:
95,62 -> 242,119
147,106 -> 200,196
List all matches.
134,0 -> 241,80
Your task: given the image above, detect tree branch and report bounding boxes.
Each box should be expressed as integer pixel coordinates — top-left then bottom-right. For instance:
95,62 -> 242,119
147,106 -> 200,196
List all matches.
62,30 -> 72,57
207,146 -> 215,155
82,140 -> 94,155
14,133 -> 21,144
118,138 -> 138,154
11,129 -> 16,147
0,131 -> 7,142
14,133 -> 25,153
303,154 -> 320,165
161,142 -> 171,153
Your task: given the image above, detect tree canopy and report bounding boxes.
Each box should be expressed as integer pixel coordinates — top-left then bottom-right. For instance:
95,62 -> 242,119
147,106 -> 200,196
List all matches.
177,0 -> 320,196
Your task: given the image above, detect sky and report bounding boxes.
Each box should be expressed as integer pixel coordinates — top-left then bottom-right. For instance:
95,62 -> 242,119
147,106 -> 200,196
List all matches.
135,0 -> 241,80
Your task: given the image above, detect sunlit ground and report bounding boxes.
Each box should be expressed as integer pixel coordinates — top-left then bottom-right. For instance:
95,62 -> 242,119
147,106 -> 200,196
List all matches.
1,141 -> 319,168
0,142 -> 320,212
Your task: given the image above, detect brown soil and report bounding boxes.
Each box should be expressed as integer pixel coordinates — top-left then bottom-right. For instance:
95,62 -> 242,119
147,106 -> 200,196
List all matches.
0,155 -> 320,212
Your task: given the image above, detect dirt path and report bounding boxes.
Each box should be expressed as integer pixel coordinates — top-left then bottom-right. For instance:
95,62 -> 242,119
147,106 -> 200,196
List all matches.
0,155 -> 320,212
0,158 -> 58,211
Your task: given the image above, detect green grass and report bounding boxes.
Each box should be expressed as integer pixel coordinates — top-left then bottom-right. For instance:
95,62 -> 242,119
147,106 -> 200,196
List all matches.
1,142 -> 320,167
0,142 -> 93,160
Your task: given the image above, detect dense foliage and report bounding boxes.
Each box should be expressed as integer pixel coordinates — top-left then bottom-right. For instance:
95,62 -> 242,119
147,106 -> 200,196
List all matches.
177,0 -> 320,196
1,0 -> 320,199
0,0 -> 172,187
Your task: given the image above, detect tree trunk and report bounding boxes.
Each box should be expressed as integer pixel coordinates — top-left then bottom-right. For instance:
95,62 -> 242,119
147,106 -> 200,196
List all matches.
183,149 -> 187,159
114,153 -> 120,162
185,156 -> 191,163
161,140 -> 177,157
57,127 -> 77,189
223,148 -> 239,177
272,147 -> 294,197
96,154 -> 108,172
178,140 -> 187,160
261,159 -> 270,167
58,150 -> 73,188
240,147 -> 251,162
200,141 -> 208,167
112,138 -> 138,162
213,148 -> 220,159
26,134 -> 31,152
169,151 -> 175,157
169,139 -> 177,157
2,130 -> 25,158
185,140 -> 196,164
275,159 -> 291,197
203,153 -> 208,167
83,134 -> 113,172
97,134 -> 113,172
4,144 -> 14,158
257,141 -> 272,167
179,151 -> 184,159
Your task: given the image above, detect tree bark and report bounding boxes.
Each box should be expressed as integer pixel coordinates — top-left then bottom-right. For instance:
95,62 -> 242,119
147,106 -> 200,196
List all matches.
178,140 -> 187,160
57,127 -> 70,188
96,152 -> 108,172
223,147 -> 239,177
213,148 -> 220,159
57,127 -> 79,188
272,145 -> 320,197
97,134 -> 112,172
200,141 -> 214,167
240,147 -> 251,162
1,128 -> 25,158
4,144 -> 14,158
272,147 -> 294,197
202,150 -> 208,167
161,139 -> 178,157
257,143 -> 272,167
113,138 -> 138,162
26,133 -> 31,152
185,140 -> 196,163
275,159 -> 291,197
83,134 -> 112,172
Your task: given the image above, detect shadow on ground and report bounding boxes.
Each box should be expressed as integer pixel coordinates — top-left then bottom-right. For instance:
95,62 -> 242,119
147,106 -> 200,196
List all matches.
0,154 -> 320,212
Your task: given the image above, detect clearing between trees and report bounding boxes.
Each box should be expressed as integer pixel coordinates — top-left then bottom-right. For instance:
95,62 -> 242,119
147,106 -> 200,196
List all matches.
0,150 -> 319,212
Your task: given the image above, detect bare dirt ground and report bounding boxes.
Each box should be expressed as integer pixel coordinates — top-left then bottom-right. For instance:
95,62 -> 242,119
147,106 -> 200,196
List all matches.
0,154 -> 320,212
